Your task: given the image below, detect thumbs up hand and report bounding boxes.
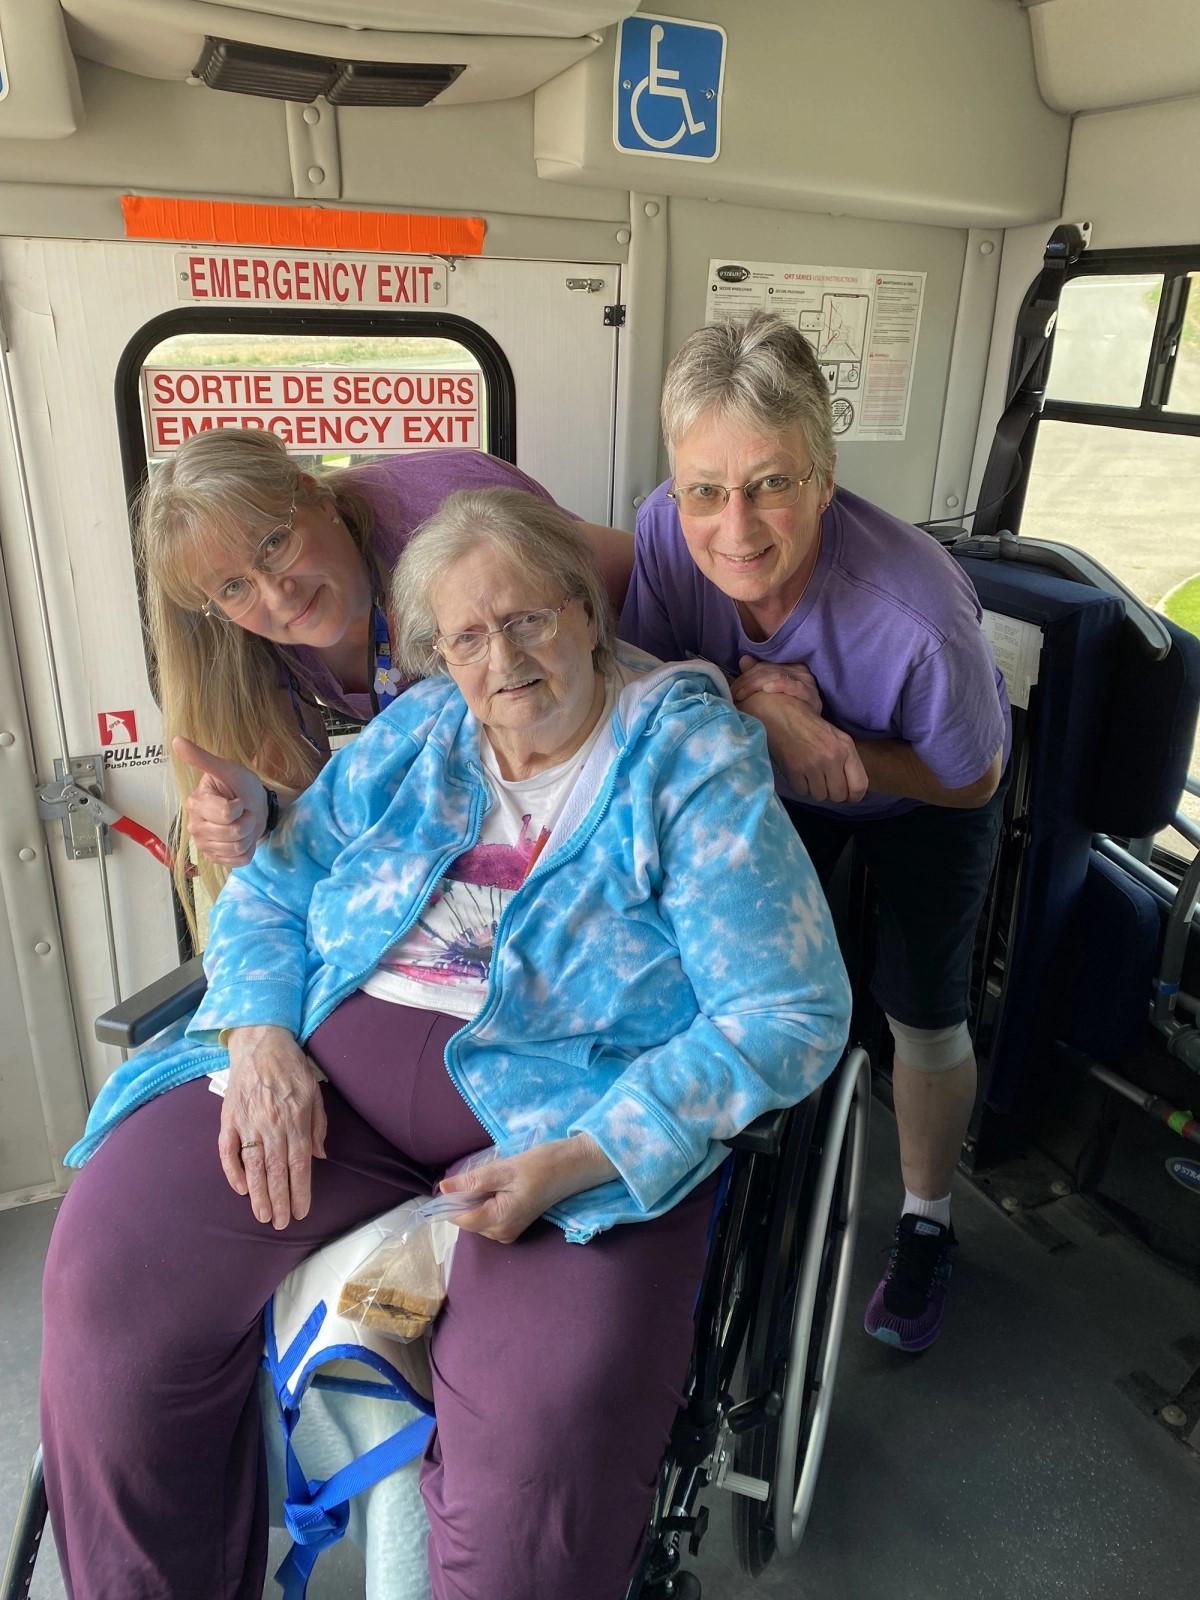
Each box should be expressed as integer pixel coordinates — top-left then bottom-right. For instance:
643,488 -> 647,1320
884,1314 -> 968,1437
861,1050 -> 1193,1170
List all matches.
174,736 -> 270,866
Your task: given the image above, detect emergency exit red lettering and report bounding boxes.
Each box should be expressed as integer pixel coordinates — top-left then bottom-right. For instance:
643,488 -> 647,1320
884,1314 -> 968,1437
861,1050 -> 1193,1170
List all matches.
152,371 -> 275,405
375,263 -> 436,304
329,374 -> 475,406
186,256 -> 371,304
152,413 -> 476,449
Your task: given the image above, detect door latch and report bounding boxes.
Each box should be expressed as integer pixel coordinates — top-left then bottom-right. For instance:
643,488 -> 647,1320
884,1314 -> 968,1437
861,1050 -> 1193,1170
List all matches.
36,756 -> 111,861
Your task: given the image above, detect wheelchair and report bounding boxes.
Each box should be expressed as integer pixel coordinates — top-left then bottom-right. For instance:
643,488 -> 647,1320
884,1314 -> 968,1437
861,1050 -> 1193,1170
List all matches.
3,937 -> 870,1600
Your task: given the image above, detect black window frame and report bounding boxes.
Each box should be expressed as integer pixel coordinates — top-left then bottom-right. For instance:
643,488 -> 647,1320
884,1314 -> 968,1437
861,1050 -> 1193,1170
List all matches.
1035,244 -> 1200,439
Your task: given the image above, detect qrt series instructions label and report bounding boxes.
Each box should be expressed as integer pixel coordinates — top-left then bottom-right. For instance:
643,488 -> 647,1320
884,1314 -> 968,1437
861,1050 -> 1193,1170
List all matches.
705,260 -> 926,443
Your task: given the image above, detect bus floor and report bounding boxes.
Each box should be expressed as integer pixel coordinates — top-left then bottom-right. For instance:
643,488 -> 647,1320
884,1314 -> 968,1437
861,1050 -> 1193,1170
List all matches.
2,1102 -> 1197,1600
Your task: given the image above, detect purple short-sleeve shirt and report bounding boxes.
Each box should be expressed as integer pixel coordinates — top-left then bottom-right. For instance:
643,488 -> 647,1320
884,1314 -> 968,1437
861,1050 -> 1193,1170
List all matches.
285,451 -> 559,722
620,482 -> 1011,820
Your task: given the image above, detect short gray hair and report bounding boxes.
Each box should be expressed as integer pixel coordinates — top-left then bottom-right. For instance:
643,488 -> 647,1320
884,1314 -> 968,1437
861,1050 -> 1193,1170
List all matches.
660,312 -> 836,481
392,488 -> 613,679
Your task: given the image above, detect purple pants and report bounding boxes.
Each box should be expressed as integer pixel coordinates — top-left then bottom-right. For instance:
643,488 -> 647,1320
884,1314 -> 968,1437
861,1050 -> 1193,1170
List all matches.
41,994 -> 717,1600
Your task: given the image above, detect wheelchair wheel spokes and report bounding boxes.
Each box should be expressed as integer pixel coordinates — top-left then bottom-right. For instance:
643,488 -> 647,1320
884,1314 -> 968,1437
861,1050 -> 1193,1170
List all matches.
730,1104 -> 818,1577
732,1048 -> 870,1575
772,1047 -> 870,1558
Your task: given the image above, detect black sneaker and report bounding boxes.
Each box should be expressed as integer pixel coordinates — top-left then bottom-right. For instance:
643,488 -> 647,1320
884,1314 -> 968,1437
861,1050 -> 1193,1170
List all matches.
863,1214 -> 956,1352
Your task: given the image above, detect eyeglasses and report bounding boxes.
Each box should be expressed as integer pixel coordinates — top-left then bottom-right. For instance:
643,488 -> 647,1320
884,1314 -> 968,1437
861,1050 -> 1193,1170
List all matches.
202,500 -> 302,620
433,597 -> 573,667
668,466 -> 817,517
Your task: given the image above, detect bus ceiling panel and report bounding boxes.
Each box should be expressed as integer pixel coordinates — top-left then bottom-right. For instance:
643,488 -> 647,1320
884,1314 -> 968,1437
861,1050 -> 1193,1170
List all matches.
0,0 -> 84,140
534,0 -> 1070,229
1062,96 -> 1200,252
171,2 -> 638,36
60,0 -> 615,104
1028,0 -> 1200,115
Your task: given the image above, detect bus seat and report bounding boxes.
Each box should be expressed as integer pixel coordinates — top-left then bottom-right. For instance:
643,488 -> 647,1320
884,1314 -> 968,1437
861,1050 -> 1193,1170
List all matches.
1056,851 -> 1162,1066
952,545 -> 1200,1148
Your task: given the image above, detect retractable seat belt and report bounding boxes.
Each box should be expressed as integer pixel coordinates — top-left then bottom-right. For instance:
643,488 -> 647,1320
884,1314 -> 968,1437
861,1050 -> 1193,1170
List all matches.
970,224 -> 1089,540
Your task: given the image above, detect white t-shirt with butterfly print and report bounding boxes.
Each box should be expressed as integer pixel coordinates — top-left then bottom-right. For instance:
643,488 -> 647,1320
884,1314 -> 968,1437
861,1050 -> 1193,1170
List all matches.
360,681 -> 617,1019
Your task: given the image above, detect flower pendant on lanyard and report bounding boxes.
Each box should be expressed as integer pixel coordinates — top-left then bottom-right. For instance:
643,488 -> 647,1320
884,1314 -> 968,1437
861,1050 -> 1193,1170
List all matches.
370,599 -> 404,713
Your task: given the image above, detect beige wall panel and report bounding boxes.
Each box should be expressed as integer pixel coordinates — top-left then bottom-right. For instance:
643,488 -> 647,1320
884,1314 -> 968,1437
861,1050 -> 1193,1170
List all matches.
1030,0 -> 1200,113
1062,96 -> 1200,251
663,200 -> 968,524
0,61 -> 294,195
536,0 -> 1069,229
336,99 -> 627,222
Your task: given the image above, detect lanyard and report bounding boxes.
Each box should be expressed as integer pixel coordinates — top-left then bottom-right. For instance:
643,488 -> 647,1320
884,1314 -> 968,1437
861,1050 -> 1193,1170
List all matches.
368,599 -> 405,715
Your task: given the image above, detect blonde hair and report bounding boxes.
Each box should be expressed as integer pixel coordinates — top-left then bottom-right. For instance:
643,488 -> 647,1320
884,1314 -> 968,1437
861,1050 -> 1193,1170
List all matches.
660,311 -> 837,482
391,489 -> 613,680
137,428 -> 378,939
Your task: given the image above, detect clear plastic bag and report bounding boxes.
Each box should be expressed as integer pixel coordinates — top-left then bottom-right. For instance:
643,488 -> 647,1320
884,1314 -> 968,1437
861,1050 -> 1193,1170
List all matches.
336,1198 -> 456,1344
415,1130 -> 538,1220
336,1137 -> 536,1343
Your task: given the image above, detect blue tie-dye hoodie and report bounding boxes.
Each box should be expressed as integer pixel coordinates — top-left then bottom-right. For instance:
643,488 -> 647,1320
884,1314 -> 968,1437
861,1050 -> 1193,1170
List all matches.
68,648 -> 850,1243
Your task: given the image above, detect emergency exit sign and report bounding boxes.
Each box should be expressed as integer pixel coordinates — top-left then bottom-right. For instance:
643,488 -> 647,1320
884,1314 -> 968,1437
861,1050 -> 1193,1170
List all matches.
173,250 -> 448,309
143,366 -> 481,454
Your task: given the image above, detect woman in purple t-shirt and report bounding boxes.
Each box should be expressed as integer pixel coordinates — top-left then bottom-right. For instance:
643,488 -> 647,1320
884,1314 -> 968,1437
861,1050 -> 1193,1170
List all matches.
139,427 -> 631,932
621,311 -> 1011,1355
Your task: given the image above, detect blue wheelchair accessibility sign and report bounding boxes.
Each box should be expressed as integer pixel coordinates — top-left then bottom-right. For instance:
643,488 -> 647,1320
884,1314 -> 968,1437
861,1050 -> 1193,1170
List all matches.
613,14 -> 726,163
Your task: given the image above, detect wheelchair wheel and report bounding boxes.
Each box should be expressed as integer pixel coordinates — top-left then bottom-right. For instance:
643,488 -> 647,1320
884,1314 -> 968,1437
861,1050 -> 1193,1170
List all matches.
733,1047 -> 870,1574
1,1446 -> 47,1600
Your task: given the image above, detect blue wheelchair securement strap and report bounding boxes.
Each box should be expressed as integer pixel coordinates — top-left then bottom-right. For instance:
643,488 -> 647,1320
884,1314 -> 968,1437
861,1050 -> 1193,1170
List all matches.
274,1411 -> 435,1600
263,1295 -> 436,1600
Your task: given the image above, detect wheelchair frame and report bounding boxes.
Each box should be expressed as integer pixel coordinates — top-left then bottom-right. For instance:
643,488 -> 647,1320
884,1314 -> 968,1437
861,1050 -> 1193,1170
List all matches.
627,1046 -> 870,1599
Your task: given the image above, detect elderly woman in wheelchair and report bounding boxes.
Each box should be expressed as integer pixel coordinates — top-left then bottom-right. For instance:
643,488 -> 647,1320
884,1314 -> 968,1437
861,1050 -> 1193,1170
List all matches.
40,487 -> 850,1600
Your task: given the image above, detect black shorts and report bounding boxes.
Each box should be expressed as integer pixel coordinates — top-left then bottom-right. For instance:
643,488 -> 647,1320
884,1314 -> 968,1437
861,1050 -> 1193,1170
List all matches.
784,778 -> 1007,1031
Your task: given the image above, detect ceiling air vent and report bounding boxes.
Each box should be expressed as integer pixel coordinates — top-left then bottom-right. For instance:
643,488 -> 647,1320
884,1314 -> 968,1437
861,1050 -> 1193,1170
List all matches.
193,38 -> 465,106
326,61 -> 464,107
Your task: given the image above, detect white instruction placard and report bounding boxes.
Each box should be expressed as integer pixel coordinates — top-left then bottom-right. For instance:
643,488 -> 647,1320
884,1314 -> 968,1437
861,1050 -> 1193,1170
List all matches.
981,610 -> 1042,711
704,260 -> 925,443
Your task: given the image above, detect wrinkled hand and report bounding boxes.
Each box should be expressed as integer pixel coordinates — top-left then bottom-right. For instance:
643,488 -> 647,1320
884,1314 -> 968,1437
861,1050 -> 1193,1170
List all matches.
738,689 -> 869,804
175,736 -> 269,866
219,1024 -> 327,1229
731,655 -> 823,716
437,1136 -> 617,1245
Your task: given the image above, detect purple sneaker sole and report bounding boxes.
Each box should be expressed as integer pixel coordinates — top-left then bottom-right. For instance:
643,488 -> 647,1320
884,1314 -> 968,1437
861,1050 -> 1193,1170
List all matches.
863,1277 -> 949,1351
863,1215 -> 956,1352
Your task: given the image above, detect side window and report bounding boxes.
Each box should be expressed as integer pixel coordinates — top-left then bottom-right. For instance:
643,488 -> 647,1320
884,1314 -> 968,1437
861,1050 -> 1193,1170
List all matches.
1018,253 -> 1200,858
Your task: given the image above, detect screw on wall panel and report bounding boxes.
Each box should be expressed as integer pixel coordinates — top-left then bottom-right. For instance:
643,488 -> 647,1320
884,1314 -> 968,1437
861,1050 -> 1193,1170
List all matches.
1051,1180 -> 1071,1197
1160,1405 -> 1188,1428
1001,1195 -> 1020,1213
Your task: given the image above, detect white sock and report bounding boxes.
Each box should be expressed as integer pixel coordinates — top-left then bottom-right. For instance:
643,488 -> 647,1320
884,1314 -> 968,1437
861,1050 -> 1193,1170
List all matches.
902,1189 -> 951,1230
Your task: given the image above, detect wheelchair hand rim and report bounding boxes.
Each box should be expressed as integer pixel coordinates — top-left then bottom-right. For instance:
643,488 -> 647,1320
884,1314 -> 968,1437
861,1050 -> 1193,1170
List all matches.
772,1047 -> 871,1559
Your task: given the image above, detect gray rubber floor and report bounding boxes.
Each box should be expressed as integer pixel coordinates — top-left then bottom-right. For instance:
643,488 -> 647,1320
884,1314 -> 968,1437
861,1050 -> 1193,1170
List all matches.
3,1104 -> 1197,1600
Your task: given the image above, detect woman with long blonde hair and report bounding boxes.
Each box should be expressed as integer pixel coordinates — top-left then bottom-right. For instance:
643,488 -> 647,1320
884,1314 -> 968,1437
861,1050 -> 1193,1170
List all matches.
139,427 -> 631,935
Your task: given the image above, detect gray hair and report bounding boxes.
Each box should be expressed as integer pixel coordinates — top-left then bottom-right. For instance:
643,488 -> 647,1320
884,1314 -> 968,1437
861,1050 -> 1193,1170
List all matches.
660,311 -> 836,481
392,487 -> 614,679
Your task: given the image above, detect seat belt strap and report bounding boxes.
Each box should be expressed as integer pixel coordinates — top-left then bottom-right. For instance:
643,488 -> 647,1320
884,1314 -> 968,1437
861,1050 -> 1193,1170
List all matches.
971,224 -> 1088,540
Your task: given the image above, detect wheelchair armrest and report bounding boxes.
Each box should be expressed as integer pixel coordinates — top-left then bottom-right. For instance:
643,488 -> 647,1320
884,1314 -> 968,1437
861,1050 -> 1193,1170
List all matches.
722,1108 -> 788,1156
94,956 -> 208,1049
